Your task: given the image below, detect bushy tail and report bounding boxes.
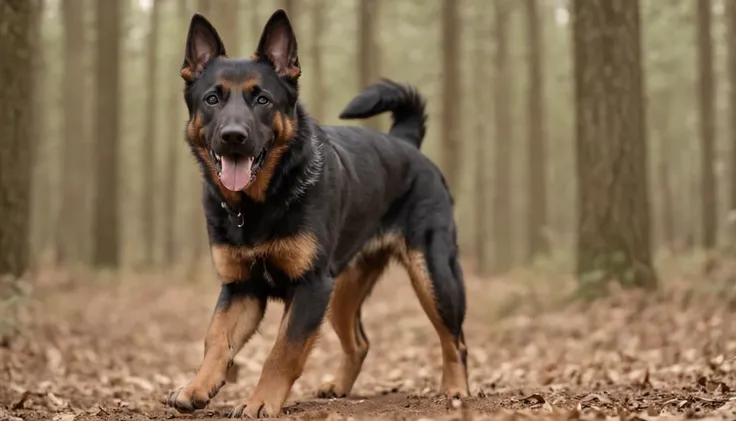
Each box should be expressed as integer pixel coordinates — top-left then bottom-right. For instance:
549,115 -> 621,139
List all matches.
339,78 -> 427,148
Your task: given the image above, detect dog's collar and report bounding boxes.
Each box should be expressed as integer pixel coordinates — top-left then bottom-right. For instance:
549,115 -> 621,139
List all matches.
220,201 -> 244,228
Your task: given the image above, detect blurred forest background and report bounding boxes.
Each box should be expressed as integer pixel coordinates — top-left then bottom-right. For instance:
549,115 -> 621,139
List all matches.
2,0 -> 736,298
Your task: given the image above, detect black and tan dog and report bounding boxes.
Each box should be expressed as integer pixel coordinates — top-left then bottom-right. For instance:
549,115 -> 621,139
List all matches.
164,9 -> 469,418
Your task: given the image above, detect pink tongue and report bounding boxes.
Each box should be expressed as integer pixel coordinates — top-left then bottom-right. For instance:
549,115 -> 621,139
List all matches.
220,156 -> 254,191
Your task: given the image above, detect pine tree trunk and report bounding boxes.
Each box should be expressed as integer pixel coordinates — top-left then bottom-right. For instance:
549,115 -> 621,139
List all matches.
525,0 -> 548,261
441,0 -> 460,195
0,0 -> 35,277
358,0 -> 381,132
492,1 -> 513,274
726,0 -> 736,245
697,0 -> 717,249
573,0 -> 657,298
474,1 -> 491,276
92,0 -> 121,268
310,0 -> 326,123
213,0 -> 239,56
163,0 -> 187,267
58,0 -> 88,265
141,0 -> 160,267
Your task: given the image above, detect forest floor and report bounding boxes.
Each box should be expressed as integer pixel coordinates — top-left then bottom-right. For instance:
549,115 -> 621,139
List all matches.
1,257 -> 736,421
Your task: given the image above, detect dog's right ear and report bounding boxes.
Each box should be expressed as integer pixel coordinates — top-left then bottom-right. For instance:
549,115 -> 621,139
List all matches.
181,14 -> 226,82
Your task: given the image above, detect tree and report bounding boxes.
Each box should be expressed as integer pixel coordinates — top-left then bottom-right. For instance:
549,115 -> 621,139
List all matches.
573,0 -> 656,297
141,0 -> 160,267
525,0 -> 548,261
474,1 -> 492,276
163,0 -> 187,266
492,0 -> 513,273
58,0 -> 88,265
213,0 -> 239,55
92,0 -> 121,268
358,0 -> 382,132
441,0 -> 460,194
697,0 -> 717,249
726,0 -> 736,245
0,0 -> 35,277
310,0 -> 327,123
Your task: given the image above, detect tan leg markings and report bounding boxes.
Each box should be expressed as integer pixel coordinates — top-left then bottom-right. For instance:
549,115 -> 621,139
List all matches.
228,302 -> 319,418
317,261 -> 385,398
166,295 -> 265,413
403,251 -> 469,398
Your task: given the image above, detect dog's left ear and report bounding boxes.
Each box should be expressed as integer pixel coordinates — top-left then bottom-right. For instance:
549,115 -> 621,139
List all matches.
255,9 -> 301,80
181,14 -> 226,82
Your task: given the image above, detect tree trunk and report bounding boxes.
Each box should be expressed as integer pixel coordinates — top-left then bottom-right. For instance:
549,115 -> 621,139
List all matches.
282,0 -> 296,18
141,0 -> 160,267
310,0 -> 326,123
213,0 -> 239,56
525,0 -> 548,262
58,0 -> 88,265
697,0 -> 717,249
441,0 -> 461,195
358,0 -> 381,132
492,1 -> 513,274
197,0 -> 211,17
93,0 -> 121,268
474,5 -> 491,276
726,0 -> 736,246
0,0 -> 35,277
573,0 -> 657,298
163,0 -> 187,267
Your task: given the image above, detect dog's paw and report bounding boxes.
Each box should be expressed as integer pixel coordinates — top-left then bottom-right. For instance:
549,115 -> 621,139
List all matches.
228,399 -> 280,418
315,382 -> 347,399
164,380 -> 224,413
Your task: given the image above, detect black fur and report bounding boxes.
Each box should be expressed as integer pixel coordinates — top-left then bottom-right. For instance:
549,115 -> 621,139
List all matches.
177,8 -> 468,411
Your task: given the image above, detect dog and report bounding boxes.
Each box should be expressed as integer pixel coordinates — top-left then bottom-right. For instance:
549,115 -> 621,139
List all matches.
164,9 -> 469,418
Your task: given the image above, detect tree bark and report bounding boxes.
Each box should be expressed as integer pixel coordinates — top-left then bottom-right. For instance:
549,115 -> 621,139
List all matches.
92,0 -> 121,268
525,0 -> 548,261
573,0 -> 657,297
310,0 -> 326,123
441,0 -> 461,195
358,0 -> 382,132
163,0 -> 187,267
0,0 -> 35,277
697,0 -> 717,249
58,0 -> 88,265
141,0 -> 160,267
213,0 -> 239,55
726,0 -> 736,245
492,0 -> 513,274
474,3 -> 491,276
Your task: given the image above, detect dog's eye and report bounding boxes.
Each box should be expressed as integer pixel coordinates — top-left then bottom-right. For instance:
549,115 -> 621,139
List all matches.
205,94 -> 219,105
256,95 -> 269,105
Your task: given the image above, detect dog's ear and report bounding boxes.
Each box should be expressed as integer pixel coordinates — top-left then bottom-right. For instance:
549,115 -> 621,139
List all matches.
254,9 -> 301,80
181,14 -> 226,82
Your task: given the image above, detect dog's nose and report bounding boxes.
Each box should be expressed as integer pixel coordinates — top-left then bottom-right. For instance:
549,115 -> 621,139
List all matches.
220,125 -> 248,144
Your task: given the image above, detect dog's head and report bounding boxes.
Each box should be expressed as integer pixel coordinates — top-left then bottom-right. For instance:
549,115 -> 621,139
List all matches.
181,10 -> 300,197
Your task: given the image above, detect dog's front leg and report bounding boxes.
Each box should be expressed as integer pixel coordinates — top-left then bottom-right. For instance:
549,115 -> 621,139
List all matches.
166,283 -> 266,413
228,274 -> 333,418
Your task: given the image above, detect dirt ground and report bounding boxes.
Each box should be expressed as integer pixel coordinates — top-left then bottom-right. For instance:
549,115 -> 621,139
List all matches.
1,262 -> 735,421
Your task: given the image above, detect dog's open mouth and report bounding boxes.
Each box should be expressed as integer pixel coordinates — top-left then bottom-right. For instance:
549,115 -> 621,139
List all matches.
210,148 -> 268,192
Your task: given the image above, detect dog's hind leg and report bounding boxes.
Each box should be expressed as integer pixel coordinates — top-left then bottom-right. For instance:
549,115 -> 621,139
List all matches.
402,229 -> 469,398
316,254 -> 388,398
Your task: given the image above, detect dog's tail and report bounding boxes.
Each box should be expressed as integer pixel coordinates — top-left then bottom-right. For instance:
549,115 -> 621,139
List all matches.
338,79 -> 427,148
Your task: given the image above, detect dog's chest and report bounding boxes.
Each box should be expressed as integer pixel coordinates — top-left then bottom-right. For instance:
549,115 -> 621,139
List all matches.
210,232 -> 318,283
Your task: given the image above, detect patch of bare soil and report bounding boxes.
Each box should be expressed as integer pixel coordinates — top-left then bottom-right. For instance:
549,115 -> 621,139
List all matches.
1,264 -> 735,420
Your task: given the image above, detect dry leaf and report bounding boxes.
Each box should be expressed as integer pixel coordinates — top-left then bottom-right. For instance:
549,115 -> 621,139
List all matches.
10,390 -> 29,410
124,376 -> 154,392
520,393 -> 546,405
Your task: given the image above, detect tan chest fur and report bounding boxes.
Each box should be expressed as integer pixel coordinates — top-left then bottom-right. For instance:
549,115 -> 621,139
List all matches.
210,233 -> 319,283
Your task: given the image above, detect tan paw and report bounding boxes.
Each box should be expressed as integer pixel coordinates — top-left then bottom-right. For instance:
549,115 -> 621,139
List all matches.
164,380 -> 224,413
228,398 -> 281,418
315,382 -> 347,399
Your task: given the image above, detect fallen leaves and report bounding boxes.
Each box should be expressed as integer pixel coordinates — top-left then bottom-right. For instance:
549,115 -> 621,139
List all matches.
0,266 -> 735,420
